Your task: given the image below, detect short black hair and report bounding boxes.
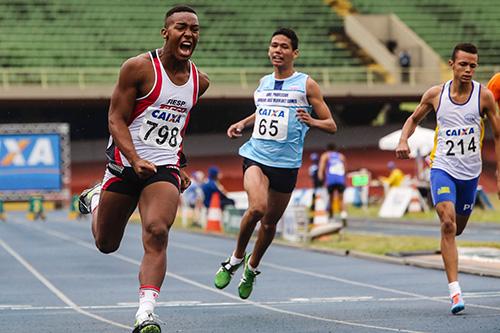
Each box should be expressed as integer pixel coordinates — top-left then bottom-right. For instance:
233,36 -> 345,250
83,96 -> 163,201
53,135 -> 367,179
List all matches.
272,28 -> 299,50
165,5 -> 197,24
327,143 -> 337,151
451,43 -> 478,61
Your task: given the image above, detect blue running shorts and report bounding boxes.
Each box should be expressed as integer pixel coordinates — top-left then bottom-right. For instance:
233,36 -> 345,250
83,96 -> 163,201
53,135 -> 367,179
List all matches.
430,168 -> 479,216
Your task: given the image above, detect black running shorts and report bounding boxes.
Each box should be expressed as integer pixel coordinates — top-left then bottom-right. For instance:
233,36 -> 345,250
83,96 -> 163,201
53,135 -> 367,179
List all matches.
327,183 -> 346,194
102,163 -> 181,197
242,158 -> 298,193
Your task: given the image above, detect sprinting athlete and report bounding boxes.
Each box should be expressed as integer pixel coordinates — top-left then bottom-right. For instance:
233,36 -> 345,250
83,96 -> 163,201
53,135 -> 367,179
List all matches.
487,72 -> 500,109
214,28 -> 337,299
396,43 -> 500,314
78,5 -> 209,332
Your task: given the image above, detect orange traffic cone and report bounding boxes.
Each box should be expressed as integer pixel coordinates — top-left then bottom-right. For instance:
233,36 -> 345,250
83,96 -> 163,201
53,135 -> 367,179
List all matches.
205,192 -> 223,233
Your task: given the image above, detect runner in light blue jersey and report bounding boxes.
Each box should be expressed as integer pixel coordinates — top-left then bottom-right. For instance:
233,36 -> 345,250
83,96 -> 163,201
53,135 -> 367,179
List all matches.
239,71 -> 312,168
396,43 -> 500,315
214,28 -> 337,299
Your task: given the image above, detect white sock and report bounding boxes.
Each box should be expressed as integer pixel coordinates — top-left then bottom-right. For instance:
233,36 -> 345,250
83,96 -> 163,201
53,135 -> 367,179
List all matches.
136,286 -> 159,319
229,253 -> 244,266
448,281 -> 461,297
90,194 -> 100,212
248,262 -> 258,273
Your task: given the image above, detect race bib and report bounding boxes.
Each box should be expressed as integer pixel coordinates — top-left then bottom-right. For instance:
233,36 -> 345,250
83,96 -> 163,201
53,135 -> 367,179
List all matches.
329,163 -> 345,176
441,125 -> 480,158
139,108 -> 183,150
252,106 -> 289,141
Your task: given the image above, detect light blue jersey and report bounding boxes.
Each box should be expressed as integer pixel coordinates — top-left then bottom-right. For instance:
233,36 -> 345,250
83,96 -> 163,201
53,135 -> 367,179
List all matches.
239,72 -> 312,168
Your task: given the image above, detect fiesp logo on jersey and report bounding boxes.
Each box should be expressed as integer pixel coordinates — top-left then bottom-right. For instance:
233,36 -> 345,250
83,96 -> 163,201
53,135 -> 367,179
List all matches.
0,134 -> 61,191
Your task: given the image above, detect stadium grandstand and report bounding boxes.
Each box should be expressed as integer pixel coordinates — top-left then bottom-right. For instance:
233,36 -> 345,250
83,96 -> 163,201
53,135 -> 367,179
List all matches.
0,0 -> 499,197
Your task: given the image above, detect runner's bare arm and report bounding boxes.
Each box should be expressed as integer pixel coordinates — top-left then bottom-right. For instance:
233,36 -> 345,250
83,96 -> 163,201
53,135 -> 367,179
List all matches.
482,88 -> 500,198
179,169 -> 191,193
396,85 -> 441,159
318,152 -> 328,182
301,77 -> 337,133
108,56 -> 157,176
198,70 -> 210,97
227,114 -> 256,138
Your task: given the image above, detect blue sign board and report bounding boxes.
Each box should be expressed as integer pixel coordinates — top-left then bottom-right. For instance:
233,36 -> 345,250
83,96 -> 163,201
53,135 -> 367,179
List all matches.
0,134 -> 62,191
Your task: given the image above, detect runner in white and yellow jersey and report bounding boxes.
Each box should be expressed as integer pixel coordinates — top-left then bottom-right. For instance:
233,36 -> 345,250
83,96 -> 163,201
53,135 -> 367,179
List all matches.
78,5 -> 210,332
396,43 -> 500,315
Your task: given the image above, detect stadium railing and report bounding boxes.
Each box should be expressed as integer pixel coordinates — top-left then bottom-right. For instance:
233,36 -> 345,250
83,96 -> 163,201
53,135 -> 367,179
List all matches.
1,66 -> 499,89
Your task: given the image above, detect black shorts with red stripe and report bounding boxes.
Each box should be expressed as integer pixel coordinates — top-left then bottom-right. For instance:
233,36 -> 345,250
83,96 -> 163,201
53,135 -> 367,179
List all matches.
102,163 -> 181,197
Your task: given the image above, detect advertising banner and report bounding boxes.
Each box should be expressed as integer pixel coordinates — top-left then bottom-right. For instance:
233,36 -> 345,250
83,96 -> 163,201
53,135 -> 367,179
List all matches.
0,133 -> 62,191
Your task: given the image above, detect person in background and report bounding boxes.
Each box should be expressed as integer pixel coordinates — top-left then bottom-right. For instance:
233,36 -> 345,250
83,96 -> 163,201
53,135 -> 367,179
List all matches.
379,160 -> 405,194
202,166 -> 235,209
182,171 -> 205,226
318,143 -> 347,221
399,49 -> 411,83
308,152 -> 322,225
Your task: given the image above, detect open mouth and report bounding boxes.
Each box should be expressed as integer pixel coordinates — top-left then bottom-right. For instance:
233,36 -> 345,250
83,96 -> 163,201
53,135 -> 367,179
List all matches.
271,55 -> 284,62
179,41 -> 193,56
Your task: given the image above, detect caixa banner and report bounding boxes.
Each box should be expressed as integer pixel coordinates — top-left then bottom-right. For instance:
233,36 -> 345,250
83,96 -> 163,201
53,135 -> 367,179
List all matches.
0,133 -> 62,190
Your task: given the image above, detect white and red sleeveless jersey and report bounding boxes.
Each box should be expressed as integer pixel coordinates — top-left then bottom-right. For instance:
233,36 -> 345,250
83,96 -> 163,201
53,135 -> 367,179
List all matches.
106,49 -> 199,167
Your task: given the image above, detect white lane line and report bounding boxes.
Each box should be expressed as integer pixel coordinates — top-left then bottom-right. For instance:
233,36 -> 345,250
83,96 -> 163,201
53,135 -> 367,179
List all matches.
4,291 -> 500,313
36,225 -> 425,333
0,238 -> 131,331
170,242 -> 500,312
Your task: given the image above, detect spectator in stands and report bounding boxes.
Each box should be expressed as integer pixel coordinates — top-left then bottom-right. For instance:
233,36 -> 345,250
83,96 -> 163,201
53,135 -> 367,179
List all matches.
201,166 -> 235,209
214,28 -> 337,299
318,143 -> 347,221
77,5 -> 210,332
399,49 -> 411,83
396,43 -> 500,315
487,72 -> 500,109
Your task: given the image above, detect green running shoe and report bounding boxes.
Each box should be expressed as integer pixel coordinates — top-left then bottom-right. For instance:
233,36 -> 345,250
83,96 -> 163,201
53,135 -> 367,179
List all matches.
214,255 -> 245,289
238,253 -> 260,299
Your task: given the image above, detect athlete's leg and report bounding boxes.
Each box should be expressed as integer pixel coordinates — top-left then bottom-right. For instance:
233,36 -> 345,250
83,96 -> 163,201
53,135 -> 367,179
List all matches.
92,190 -> 138,253
233,166 -> 269,258
454,176 -> 478,236
455,214 -> 470,236
137,181 -> 179,287
249,189 -> 292,268
435,201 -> 458,283
327,186 -> 334,218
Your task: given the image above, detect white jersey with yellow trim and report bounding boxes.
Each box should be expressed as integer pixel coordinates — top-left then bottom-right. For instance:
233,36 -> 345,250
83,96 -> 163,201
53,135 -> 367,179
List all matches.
430,80 -> 484,180
106,49 -> 199,167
